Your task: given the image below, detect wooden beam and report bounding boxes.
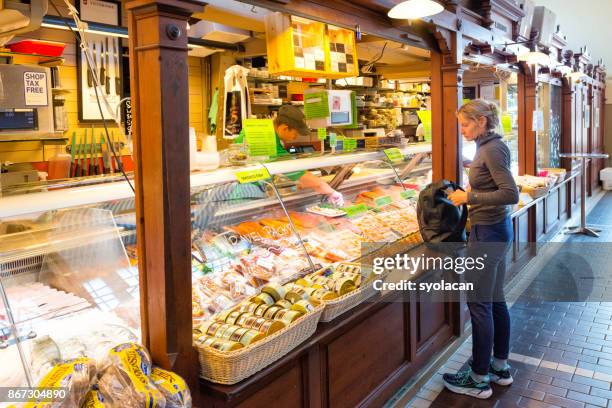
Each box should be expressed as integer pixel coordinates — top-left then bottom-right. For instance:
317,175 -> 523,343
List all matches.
126,0 -> 201,394
517,63 -> 537,175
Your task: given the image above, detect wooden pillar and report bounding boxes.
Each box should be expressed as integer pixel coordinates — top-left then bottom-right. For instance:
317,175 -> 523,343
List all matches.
518,63 -> 537,175
126,0 -> 202,392
431,30 -> 463,184
561,78 -> 574,171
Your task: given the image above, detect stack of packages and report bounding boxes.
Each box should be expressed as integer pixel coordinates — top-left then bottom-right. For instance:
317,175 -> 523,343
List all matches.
10,343 -> 191,408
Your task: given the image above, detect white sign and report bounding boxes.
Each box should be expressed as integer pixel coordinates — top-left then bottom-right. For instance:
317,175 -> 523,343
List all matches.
80,0 -> 119,25
595,108 -> 600,128
532,110 -> 544,132
585,105 -> 591,128
23,72 -> 48,106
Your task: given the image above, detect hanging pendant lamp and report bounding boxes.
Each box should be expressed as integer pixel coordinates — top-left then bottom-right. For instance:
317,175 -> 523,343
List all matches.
388,0 -> 444,20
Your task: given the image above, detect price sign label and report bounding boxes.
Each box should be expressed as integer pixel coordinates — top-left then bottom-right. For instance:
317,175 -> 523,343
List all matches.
400,190 -> 417,200
342,203 -> 368,217
384,148 -> 404,163
317,128 -> 327,141
374,195 -> 393,207
343,138 -> 357,151
235,166 -> 271,183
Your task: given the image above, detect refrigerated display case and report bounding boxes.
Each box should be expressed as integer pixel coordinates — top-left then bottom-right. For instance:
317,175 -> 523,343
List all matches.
0,142 -> 432,387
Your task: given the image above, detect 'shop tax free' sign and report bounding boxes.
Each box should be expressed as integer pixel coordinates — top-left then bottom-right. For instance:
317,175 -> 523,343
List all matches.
24,71 -> 48,106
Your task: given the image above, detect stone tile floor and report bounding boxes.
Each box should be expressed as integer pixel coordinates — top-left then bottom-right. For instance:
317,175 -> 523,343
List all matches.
397,192 -> 612,408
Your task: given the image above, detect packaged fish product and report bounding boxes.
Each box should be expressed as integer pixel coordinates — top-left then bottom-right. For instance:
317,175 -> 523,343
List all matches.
97,343 -> 166,408
81,390 -> 110,407
151,367 -> 192,408
22,357 -> 96,408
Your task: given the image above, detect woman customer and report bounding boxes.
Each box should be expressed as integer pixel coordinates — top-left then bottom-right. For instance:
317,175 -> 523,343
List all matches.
444,99 -> 519,399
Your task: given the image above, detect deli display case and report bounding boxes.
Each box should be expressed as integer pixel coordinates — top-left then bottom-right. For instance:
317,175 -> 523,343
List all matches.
0,142 -> 433,391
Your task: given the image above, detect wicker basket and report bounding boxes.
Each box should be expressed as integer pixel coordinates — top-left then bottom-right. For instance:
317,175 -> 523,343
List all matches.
197,304 -> 324,385
320,279 -> 379,322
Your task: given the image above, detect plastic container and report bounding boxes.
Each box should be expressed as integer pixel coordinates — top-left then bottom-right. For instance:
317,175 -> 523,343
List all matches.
601,168 -> 612,190
47,153 -> 71,180
7,40 -> 66,57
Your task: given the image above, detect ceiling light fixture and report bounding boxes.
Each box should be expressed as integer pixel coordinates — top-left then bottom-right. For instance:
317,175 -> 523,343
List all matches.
387,0 -> 444,20
517,50 -> 551,66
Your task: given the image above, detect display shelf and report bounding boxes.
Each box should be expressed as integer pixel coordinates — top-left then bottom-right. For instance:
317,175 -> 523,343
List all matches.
247,76 -> 292,83
0,144 -> 431,219
0,51 -> 64,67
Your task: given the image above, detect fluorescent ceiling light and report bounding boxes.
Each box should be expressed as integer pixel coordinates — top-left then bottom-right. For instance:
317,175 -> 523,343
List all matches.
566,71 -> 585,81
388,0 -> 444,20
517,51 -> 550,65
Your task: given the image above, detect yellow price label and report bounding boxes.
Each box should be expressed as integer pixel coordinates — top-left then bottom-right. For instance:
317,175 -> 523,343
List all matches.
235,166 -> 271,183
384,148 -> 404,163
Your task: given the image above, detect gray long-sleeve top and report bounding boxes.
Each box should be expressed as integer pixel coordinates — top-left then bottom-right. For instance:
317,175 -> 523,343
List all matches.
467,131 -> 519,225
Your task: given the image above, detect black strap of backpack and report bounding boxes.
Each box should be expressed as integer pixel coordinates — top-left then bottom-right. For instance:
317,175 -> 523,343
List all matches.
437,182 -> 468,240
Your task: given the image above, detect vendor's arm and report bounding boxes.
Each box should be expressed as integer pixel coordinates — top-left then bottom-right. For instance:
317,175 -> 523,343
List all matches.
297,171 -> 334,194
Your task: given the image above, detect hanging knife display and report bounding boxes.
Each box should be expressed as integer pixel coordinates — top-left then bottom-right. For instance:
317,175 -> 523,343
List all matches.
114,38 -> 121,96
89,130 -> 97,176
105,38 -> 111,95
69,132 -> 77,177
85,47 -> 93,87
101,134 -> 112,174
99,40 -> 106,87
80,130 -> 87,177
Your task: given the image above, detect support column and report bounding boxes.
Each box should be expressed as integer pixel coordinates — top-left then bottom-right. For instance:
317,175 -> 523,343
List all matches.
431,30 -> 464,185
126,0 -> 202,391
518,63 -> 537,175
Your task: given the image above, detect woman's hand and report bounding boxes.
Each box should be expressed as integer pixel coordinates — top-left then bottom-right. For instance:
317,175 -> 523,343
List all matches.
448,189 -> 468,206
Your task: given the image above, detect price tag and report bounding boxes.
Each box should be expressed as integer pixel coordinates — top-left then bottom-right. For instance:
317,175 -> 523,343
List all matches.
501,114 -> 512,135
384,148 -> 404,164
317,128 -> 327,141
235,166 -> 271,184
374,195 -> 393,207
343,138 -> 357,151
329,132 -> 337,146
400,190 -> 417,200
342,203 -> 368,217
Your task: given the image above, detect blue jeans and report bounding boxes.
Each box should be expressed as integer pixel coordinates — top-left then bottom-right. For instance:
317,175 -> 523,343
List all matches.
467,217 -> 513,376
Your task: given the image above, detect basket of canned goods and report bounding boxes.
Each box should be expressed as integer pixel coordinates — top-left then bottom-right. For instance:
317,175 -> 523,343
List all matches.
194,282 -> 324,385
291,262 -> 380,322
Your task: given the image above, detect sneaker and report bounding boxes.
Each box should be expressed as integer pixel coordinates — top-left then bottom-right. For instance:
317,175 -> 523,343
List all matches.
467,358 -> 514,386
443,370 -> 493,399
489,362 -> 513,386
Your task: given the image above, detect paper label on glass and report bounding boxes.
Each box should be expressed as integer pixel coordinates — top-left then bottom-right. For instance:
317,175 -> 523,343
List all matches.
532,110 -> 544,132
235,166 -> 271,184
384,148 -> 404,163
501,114 -> 513,135
243,119 -> 277,156
294,56 -> 305,69
24,71 -> 48,106
317,128 -> 327,141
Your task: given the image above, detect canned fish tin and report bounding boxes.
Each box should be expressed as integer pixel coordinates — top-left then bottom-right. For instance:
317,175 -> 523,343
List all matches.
238,315 -> 261,329
275,299 -> 293,309
252,292 -> 275,305
312,289 -> 338,301
285,287 -> 309,303
262,283 -> 286,301
236,313 -> 257,327
216,310 -> 231,322
254,303 -> 271,317
334,277 -> 356,296
263,305 -> 283,319
199,321 -> 224,336
238,302 -> 260,314
274,309 -> 302,325
225,311 -> 244,325
213,323 -> 234,338
228,327 -> 250,343
291,299 -> 315,315
294,277 -> 314,287
196,335 -> 216,348
251,318 -> 285,335
219,325 -> 242,340
210,339 -> 244,351
238,329 -> 266,346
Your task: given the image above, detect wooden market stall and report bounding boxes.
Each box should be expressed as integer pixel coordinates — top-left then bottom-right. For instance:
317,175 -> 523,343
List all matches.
0,0 -> 607,407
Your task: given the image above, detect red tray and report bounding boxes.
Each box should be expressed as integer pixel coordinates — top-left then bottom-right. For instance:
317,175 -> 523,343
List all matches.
7,40 -> 66,57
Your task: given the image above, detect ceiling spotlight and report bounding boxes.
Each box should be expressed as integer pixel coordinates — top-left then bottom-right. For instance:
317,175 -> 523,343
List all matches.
388,0 -> 444,20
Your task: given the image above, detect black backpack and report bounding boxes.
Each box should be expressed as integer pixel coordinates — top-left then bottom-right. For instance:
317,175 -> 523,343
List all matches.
417,180 -> 468,243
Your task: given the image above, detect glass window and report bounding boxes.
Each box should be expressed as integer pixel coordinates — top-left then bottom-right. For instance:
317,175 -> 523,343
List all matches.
537,82 -> 562,170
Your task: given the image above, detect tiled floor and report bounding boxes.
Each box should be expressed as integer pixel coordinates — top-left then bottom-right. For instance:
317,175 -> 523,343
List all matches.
400,192 -> 612,408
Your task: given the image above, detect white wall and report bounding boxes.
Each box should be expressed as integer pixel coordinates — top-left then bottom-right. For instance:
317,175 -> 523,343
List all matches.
537,0 -> 612,164
537,0 -> 612,78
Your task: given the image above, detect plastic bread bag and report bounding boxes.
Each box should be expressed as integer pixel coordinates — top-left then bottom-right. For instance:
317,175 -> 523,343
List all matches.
80,390 -> 110,408
150,367 -> 192,408
96,343 -> 166,408
21,357 -> 96,408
